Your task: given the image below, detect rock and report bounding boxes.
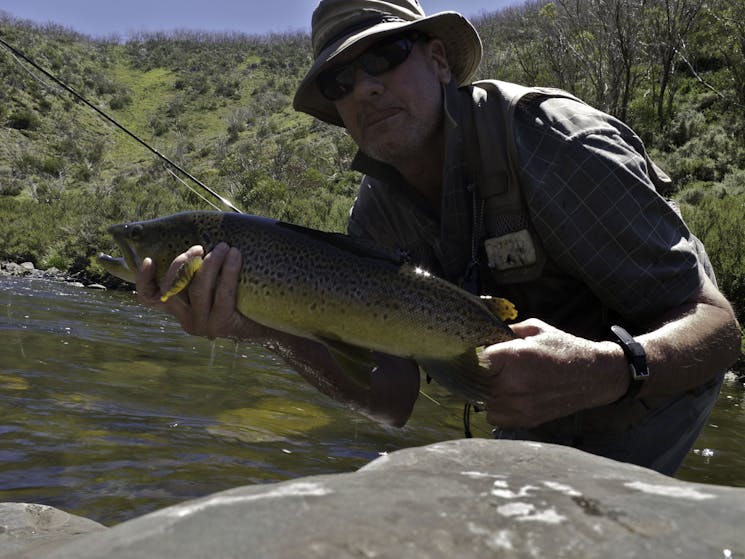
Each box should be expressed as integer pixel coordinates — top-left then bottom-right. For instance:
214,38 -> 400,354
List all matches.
1,262 -> 28,277
31,439 -> 745,558
0,503 -> 105,558
86,283 -> 107,291
19,262 -> 34,271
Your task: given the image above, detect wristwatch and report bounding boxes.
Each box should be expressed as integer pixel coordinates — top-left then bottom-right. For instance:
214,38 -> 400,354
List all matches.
610,325 -> 650,400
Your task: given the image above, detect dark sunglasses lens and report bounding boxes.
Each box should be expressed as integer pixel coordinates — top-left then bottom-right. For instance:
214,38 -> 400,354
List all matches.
318,69 -> 350,101
317,35 -> 417,101
360,40 -> 411,75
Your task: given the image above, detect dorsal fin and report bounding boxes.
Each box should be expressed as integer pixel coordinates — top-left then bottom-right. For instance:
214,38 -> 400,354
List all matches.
275,221 -> 409,265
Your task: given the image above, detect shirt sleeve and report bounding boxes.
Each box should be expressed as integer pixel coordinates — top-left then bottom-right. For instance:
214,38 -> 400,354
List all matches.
514,96 -> 705,324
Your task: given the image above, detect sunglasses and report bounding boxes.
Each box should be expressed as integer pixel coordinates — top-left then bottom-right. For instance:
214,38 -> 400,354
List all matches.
317,32 -> 424,101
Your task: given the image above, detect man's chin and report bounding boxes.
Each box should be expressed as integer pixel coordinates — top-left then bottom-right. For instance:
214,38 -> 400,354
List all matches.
363,142 -> 401,165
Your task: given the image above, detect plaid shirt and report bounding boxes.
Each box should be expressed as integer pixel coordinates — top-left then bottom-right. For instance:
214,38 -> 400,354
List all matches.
348,82 -> 705,336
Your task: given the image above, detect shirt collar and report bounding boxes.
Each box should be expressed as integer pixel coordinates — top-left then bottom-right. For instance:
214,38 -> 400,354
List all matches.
350,80 -> 476,284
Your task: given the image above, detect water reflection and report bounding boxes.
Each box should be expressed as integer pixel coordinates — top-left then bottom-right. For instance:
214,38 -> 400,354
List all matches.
0,277 -> 742,525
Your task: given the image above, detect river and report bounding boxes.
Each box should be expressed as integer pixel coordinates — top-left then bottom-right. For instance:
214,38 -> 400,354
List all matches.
1,277 -> 743,526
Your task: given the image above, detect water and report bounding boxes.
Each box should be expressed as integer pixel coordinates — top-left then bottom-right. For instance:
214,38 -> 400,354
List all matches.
1,277 -> 743,525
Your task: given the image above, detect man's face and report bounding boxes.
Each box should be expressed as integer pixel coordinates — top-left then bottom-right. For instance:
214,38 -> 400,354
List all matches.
332,37 -> 452,167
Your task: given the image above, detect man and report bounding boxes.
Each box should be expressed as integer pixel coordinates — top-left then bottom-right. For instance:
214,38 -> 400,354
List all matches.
136,0 -> 741,474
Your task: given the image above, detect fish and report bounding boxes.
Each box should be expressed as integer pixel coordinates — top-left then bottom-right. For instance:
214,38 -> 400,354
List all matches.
98,211 -> 516,404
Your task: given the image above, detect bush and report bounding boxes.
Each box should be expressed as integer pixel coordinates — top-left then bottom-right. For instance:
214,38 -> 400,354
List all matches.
149,114 -> 170,136
6,108 -> 42,130
109,92 -> 132,110
0,180 -> 23,196
682,193 -> 745,323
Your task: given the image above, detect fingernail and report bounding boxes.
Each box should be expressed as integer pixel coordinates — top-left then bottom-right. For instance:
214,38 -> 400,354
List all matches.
210,242 -> 229,256
225,246 -> 239,263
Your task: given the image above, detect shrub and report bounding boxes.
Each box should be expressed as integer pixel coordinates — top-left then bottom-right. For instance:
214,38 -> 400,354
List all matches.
6,108 -> 42,130
109,92 -> 132,110
682,193 -> 745,323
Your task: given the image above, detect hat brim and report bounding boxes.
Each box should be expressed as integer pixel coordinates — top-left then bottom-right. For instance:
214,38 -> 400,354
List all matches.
293,12 -> 482,127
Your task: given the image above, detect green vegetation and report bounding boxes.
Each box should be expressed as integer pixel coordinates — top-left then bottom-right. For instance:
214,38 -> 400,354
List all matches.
0,1 -> 744,344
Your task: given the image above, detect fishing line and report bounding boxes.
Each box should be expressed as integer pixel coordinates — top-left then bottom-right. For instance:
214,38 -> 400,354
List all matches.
0,33 -> 243,213
165,167 -> 224,211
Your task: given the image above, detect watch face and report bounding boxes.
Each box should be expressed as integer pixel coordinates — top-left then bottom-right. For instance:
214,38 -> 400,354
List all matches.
630,364 -> 650,381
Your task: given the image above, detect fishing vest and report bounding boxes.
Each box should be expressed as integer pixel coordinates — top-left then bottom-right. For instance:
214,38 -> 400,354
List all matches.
465,78 -> 702,279
461,80 -> 716,338
460,80 -> 722,440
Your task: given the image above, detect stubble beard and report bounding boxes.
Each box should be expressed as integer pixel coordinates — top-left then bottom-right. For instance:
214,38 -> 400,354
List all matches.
361,111 -> 441,169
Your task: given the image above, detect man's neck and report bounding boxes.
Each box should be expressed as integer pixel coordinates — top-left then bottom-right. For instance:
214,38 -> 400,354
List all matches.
393,133 -> 444,216
397,161 -> 442,214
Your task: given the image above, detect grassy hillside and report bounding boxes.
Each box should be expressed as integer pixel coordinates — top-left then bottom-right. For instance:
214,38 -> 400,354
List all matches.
0,1 -> 743,330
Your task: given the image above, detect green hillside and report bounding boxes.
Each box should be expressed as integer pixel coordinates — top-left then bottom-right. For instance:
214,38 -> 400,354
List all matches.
0,1 -> 744,328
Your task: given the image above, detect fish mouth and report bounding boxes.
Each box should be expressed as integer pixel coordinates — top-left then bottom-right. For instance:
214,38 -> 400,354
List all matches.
97,224 -> 142,283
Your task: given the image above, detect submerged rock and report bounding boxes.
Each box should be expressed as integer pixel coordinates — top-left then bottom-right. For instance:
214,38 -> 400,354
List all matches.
85,283 -> 107,291
11,439 -> 744,558
0,503 -> 105,558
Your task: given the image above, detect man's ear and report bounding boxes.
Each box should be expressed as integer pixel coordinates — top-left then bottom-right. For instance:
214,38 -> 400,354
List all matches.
427,39 -> 453,84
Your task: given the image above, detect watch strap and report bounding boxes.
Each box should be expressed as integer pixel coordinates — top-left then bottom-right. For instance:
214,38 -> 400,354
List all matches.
610,325 -> 649,400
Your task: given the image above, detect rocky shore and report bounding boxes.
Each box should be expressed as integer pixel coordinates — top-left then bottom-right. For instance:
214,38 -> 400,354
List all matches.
2,439 -> 743,558
0,261 -> 108,290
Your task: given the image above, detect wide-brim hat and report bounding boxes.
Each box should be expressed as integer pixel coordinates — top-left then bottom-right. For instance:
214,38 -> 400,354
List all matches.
293,0 -> 483,127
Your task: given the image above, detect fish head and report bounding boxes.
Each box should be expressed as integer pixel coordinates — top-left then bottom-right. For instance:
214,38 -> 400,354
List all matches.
98,211 -> 225,284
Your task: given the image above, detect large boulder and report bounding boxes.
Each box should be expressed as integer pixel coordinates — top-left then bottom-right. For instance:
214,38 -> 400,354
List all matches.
24,439 -> 745,558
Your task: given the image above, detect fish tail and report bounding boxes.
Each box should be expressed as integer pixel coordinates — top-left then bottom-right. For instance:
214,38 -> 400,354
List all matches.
418,349 -> 492,405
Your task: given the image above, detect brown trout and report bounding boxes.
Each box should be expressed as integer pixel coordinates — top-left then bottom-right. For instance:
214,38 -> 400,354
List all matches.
98,211 -> 516,404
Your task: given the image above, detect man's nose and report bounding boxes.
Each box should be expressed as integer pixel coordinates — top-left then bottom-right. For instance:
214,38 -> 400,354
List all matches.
351,68 -> 384,98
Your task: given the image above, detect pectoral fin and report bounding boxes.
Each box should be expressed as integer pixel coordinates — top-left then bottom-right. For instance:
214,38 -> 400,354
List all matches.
160,256 -> 204,302
418,349 -> 491,405
321,338 -> 376,390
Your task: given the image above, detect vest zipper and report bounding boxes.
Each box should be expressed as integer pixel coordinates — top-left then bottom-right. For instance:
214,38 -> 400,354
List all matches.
463,182 -> 484,295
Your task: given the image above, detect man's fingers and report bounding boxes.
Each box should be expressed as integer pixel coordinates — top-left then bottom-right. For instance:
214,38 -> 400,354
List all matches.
187,242 -> 229,315
136,257 -> 161,305
133,243 -> 244,339
212,247 -> 242,316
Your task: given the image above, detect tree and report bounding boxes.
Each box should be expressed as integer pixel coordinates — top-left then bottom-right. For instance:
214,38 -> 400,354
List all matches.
643,0 -> 706,125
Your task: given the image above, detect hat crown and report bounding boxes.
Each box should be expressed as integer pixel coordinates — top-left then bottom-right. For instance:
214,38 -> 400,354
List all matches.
311,0 -> 425,56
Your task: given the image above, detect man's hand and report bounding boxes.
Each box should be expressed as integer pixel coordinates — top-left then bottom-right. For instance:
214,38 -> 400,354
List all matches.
135,242 -> 263,340
480,318 -> 628,429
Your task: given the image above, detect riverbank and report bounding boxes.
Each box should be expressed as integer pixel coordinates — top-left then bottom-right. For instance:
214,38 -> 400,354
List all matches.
0,260 -> 111,290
